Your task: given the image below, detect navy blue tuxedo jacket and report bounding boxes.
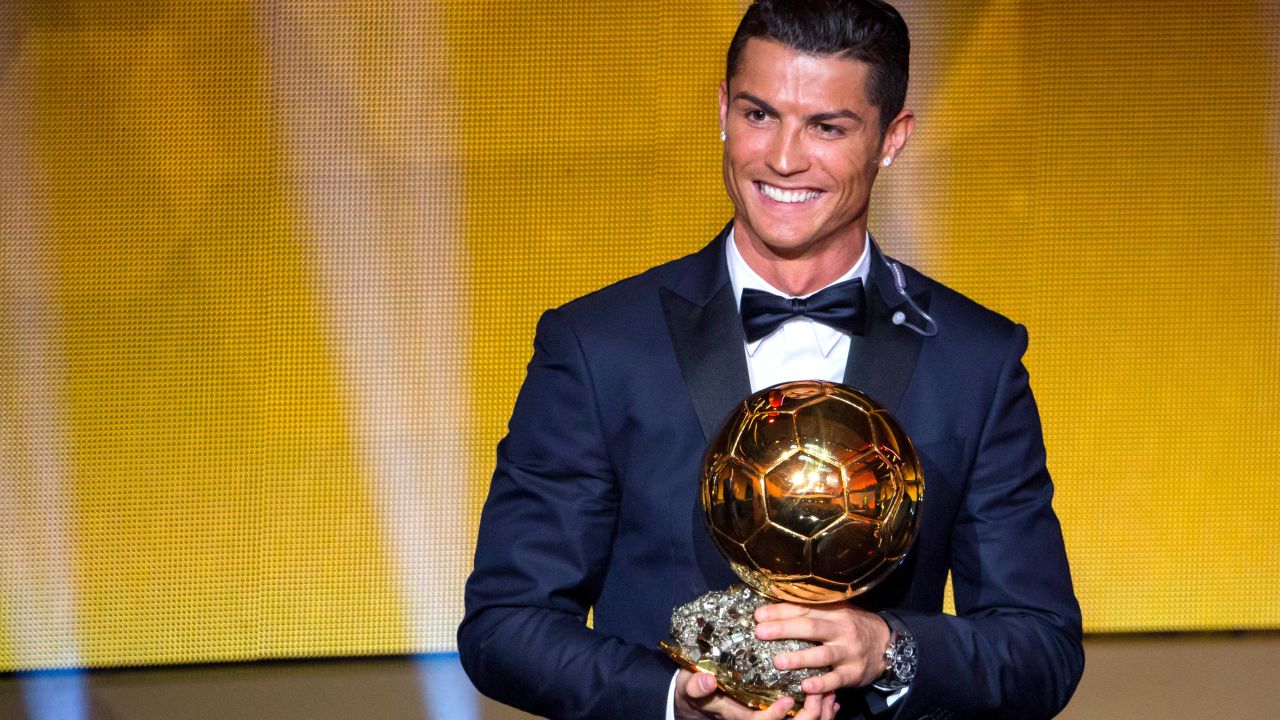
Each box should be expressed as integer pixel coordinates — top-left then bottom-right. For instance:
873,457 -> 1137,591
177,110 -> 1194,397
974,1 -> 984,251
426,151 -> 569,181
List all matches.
459,226 -> 1083,719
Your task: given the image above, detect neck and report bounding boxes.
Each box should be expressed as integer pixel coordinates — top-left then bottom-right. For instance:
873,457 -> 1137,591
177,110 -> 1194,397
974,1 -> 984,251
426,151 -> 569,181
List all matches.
733,224 -> 867,296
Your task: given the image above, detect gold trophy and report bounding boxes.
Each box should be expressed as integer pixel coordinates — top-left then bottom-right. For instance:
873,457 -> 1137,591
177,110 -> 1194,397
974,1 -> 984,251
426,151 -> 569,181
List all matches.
661,381 -> 924,712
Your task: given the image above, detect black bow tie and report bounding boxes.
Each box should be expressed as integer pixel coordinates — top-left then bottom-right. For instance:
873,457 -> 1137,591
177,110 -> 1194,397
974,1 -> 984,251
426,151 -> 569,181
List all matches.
739,278 -> 867,343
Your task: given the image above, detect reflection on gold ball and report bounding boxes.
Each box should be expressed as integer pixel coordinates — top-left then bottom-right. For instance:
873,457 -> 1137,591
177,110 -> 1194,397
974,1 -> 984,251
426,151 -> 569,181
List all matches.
702,381 -> 924,604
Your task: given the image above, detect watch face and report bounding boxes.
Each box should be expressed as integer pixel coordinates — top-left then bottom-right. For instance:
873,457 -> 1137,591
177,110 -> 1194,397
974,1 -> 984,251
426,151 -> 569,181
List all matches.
875,613 -> 917,690
891,637 -> 918,683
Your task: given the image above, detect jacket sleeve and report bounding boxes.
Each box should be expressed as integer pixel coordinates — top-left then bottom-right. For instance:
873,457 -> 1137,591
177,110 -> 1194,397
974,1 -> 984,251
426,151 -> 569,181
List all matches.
887,325 -> 1084,720
458,308 -> 675,720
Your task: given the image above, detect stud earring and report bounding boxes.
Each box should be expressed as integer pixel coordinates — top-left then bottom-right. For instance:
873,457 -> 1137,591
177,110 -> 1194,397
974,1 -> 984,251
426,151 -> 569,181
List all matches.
882,156 -> 893,167
720,131 -> 727,142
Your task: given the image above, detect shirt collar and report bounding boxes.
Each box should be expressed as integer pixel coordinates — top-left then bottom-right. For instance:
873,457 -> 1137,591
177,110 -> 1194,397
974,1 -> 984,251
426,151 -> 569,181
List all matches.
726,227 -> 871,357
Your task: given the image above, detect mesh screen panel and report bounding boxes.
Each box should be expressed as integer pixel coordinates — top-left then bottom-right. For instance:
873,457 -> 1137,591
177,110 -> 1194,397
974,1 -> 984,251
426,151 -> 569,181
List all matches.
0,0 -> 1277,670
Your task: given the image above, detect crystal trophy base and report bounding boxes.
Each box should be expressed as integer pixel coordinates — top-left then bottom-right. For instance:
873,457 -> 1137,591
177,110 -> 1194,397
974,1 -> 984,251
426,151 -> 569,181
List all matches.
660,586 -> 828,715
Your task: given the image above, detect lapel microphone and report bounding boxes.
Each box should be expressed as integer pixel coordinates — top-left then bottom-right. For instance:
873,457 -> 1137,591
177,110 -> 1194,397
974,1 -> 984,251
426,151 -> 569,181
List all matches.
886,259 -> 940,337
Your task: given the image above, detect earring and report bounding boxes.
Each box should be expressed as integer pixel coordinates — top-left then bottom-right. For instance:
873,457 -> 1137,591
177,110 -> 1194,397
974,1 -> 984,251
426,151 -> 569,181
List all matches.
720,131 -> 727,142
882,156 -> 893,167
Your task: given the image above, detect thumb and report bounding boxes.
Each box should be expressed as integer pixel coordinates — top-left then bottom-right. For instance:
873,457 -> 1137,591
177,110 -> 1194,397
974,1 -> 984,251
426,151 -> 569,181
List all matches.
685,671 -> 718,699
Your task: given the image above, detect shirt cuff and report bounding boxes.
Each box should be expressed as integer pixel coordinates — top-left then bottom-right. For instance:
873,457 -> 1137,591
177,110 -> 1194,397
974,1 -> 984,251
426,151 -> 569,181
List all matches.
886,685 -> 909,706
666,669 -> 679,720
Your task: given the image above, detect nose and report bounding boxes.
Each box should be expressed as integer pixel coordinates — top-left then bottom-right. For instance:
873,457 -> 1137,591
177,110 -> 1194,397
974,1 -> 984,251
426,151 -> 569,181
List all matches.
766,124 -> 808,176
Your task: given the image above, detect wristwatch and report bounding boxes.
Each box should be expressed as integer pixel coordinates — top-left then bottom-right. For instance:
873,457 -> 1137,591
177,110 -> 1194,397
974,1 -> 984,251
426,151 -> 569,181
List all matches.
872,612 -> 918,692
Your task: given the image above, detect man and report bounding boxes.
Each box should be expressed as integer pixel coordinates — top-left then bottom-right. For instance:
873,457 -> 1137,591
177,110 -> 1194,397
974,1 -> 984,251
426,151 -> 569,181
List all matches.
459,1 -> 1084,718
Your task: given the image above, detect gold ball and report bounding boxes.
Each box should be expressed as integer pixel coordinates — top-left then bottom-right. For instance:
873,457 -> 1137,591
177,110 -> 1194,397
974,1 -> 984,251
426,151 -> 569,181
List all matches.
701,381 -> 924,603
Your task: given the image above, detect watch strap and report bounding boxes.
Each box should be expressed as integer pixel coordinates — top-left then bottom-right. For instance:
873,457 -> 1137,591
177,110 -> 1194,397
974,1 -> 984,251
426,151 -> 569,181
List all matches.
872,611 -> 917,692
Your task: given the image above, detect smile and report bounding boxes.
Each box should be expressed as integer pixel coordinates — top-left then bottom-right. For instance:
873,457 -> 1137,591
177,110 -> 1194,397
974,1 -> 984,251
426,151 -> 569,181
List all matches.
756,182 -> 822,204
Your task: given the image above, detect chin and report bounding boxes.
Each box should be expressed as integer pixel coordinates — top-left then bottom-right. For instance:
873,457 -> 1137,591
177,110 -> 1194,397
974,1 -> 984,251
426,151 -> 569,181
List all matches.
743,215 -> 816,244
748,230 -> 823,258
745,213 -> 826,247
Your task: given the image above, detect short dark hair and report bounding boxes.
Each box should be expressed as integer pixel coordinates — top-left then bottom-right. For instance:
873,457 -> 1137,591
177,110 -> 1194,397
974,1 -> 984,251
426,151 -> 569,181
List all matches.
726,0 -> 910,137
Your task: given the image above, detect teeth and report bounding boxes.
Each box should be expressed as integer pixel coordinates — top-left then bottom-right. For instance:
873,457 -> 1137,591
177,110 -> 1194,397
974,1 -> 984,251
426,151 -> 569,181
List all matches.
759,183 -> 821,204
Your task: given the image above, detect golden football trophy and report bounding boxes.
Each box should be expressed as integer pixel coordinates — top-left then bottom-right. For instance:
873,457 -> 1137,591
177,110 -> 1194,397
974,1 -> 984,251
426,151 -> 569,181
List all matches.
660,380 -> 924,711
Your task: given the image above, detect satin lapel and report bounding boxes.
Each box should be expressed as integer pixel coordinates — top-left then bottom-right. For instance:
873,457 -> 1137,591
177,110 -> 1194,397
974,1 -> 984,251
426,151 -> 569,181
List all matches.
660,227 -> 752,441
662,228 -> 752,594
842,240 -> 929,413
663,281 -> 749,592
661,283 -> 751,441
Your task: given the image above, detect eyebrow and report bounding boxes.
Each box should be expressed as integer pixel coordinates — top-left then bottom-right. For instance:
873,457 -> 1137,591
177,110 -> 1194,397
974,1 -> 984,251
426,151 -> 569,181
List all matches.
734,92 -> 865,127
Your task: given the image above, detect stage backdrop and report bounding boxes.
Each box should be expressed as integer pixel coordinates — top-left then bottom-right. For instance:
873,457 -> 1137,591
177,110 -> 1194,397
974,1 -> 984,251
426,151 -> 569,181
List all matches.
1,0 -> 1277,671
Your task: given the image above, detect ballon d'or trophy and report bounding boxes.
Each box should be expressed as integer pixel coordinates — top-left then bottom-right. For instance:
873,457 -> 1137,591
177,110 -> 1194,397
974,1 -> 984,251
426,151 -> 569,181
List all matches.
660,381 -> 924,713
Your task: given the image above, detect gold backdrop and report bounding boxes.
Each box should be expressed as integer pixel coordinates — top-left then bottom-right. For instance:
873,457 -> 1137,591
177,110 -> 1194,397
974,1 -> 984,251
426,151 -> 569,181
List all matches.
0,0 -> 1277,670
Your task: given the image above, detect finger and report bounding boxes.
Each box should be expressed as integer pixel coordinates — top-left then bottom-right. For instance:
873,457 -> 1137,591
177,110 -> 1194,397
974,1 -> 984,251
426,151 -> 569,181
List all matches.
755,616 -> 829,642
754,602 -> 812,622
800,669 -> 858,696
757,600 -> 856,622
684,670 -> 720,700
793,693 -> 832,720
791,693 -> 822,720
822,692 -> 837,720
774,642 -> 843,671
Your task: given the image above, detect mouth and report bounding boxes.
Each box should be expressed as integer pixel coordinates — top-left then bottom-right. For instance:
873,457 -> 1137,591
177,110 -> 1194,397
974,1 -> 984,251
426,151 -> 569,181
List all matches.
755,181 -> 823,204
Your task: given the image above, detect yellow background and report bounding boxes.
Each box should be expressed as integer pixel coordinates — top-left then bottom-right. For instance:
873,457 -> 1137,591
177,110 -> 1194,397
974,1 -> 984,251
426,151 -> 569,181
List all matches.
1,0 -> 1277,670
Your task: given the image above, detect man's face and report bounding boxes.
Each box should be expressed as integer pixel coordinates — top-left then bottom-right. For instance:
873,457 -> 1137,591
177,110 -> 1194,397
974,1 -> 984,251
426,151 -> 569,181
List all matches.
719,38 -> 906,260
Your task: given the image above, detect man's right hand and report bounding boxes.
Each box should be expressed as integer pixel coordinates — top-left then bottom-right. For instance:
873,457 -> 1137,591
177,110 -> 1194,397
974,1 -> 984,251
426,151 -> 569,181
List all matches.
674,669 -> 837,720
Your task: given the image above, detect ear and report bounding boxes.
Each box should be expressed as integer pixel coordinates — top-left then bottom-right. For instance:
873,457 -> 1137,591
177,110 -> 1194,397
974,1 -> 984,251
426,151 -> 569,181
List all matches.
718,79 -> 729,136
880,108 -> 916,164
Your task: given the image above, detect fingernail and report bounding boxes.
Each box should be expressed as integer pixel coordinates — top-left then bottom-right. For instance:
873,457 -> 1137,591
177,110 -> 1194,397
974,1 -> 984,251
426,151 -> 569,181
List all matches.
699,674 -> 716,692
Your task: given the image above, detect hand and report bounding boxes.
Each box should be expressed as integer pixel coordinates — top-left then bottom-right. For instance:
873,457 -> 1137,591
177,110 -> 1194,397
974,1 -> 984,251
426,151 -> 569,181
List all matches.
753,602 -> 890,694
674,669 -> 837,720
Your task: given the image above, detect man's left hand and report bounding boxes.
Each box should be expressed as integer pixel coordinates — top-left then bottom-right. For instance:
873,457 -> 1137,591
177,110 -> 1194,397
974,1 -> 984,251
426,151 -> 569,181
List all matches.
754,602 -> 890,694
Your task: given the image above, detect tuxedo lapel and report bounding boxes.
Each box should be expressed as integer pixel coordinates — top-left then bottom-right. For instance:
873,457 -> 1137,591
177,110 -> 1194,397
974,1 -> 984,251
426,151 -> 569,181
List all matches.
842,238 -> 929,413
660,225 -> 752,441
661,225 -> 752,594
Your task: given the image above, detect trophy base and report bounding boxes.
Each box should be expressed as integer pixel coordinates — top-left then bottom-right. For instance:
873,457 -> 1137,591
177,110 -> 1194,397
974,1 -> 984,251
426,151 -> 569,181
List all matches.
661,586 -> 826,717
659,640 -> 801,717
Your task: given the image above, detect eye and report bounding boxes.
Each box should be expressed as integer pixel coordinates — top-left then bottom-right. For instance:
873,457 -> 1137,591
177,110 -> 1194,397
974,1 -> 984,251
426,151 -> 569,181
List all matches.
815,122 -> 845,137
745,109 -> 768,123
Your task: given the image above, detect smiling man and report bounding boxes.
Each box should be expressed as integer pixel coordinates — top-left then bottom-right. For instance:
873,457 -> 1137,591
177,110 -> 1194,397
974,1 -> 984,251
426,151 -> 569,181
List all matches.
459,2 -> 1083,719
719,36 -> 907,298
